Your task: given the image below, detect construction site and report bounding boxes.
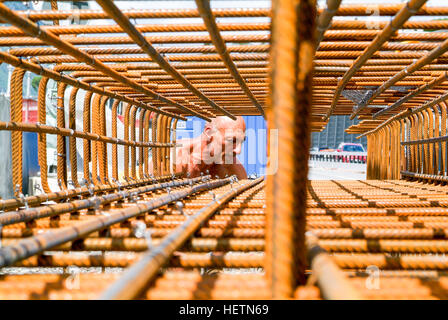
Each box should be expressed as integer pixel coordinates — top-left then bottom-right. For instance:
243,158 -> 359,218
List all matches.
1,0 -> 448,301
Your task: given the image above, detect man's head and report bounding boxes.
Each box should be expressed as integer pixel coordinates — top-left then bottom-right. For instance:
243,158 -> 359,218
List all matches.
202,116 -> 246,163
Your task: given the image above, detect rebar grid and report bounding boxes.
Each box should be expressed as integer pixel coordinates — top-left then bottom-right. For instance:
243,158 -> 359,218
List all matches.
0,0 -> 447,301
2,2 -> 448,124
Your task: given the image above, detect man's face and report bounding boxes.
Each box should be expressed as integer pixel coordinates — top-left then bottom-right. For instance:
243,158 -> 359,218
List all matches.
219,127 -> 246,163
202,117 -> 246,165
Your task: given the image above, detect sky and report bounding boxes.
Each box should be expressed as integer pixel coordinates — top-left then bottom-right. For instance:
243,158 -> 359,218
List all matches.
30,0 -> 448,12
82,0 -> 448,10
48,0 -> 448,26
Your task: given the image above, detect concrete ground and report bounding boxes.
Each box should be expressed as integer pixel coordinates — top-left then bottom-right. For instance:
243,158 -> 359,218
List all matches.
308,161 -> 366,180
26,160 -> 366,197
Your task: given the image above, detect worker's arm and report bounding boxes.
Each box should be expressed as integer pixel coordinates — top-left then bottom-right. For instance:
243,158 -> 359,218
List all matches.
217,159 -> 247,180
228,163 -> 248,180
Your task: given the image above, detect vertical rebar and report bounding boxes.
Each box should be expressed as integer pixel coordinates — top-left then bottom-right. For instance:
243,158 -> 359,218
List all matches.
266,0 -> 316,299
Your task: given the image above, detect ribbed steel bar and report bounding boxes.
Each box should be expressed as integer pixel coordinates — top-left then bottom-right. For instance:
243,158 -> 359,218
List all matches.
306,232 -> 363,299
37,76 -> 51,193
0,237 -> 264,252
401,135 -> 448,145
266,0 -> 316,299
10,68 -> 24,193
0,22 -> 271,37
11,45 -> 270,57
316,0 -> 342,47
0,121 -> 177,148
3,34 -> 272,46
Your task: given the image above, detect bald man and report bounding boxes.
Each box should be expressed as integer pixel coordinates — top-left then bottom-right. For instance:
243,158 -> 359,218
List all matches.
174,116 -> 247,179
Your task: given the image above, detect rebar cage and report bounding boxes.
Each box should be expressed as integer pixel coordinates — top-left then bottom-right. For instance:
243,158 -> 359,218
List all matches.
0,0 -> 447,300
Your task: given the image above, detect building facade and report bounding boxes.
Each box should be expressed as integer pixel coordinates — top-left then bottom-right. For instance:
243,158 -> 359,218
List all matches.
311,115 -> 367,150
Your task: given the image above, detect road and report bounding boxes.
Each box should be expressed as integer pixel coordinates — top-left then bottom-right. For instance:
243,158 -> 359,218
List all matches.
308,161 -> 366,180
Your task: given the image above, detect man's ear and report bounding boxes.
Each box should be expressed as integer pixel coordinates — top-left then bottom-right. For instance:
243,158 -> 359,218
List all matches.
204,128 -> 213,143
